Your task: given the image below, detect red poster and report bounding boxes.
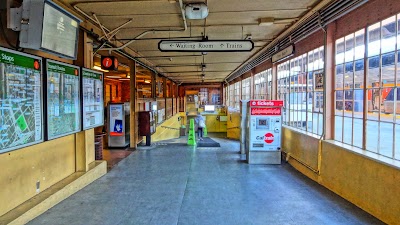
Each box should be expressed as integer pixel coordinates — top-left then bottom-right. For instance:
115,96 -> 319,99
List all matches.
251,107 -> 281,115
249,100 -> 283,107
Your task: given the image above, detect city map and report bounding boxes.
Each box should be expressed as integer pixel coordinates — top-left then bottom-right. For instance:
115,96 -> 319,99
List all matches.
0,49 -> 42,152
47,60 -> 80,139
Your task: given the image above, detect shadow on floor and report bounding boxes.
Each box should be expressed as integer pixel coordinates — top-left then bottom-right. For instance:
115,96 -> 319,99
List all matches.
102,148 -> 133,171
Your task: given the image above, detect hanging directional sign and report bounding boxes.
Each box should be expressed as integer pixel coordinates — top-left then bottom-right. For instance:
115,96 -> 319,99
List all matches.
158,40 -> 254,52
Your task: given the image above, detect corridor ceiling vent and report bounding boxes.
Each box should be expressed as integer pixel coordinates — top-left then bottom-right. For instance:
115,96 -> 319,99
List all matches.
259,17 -> 275,26
185,3 -> 208,19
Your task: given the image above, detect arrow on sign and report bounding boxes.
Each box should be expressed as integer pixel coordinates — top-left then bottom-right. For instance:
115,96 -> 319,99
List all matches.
220,44 -> 225,48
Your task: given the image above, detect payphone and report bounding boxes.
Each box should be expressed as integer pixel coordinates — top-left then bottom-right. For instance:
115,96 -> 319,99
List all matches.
246,100 -> 283,164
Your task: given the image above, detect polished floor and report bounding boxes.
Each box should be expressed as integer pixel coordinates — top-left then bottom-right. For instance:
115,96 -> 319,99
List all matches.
28,136 -> 383,225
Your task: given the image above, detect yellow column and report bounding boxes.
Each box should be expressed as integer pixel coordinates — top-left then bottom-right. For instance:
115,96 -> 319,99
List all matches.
130,60 -> 138,148
75,31 -> 95,172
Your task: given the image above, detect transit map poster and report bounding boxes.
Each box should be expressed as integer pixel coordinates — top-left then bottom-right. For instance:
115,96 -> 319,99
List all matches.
0,47 -> 43,153
82,68 -> 104,130
46,60 -> 81,140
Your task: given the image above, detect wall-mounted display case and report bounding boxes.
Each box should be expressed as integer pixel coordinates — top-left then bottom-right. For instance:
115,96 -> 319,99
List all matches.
81,68 -> 104,130
46,59 -> 81,140
0,47 -> 43,153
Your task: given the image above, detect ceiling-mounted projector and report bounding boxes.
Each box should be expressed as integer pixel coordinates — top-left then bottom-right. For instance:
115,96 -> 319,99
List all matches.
185,3 -> 208,19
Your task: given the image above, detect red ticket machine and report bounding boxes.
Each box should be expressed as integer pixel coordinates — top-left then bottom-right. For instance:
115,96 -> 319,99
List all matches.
246,100 -> 283,164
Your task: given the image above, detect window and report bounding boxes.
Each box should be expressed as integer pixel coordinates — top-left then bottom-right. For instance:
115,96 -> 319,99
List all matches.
277,47 -> 324,135
241,77 -> 251,100
335,14 -> 400,161
234,82 -> 241,109
254,71 -> 266,99
253,69 -> 272,99
228,84 -> 234,107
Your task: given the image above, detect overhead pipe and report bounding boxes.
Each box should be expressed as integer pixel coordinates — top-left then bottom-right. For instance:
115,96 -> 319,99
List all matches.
73,0 -> 188,52
226,0 -> 369,82
225,0 -> 334,82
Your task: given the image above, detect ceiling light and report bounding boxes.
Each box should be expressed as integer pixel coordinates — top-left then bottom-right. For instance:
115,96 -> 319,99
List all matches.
259,17 -> 275,26
93,65 -> 109,72
185,3 -> 208,19
144,80 -> 151,83
107,75 -> 122,79
119,78 -> 130,81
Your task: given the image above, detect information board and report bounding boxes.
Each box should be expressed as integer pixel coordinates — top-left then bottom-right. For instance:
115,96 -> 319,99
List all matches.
0,47 -> 43,153
82,68 -> 104,130
46,60 -> 81,140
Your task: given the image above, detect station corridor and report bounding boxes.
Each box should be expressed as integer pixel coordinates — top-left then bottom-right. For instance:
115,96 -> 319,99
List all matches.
27,137 -> 383,225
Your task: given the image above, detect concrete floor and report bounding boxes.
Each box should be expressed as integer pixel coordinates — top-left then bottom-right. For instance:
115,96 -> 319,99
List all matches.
28,137 -> 384,225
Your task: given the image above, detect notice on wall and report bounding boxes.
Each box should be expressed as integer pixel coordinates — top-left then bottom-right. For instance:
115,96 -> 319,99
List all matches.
82,68 -> 104,130
314,71 -> 324,90
46,60 -> 81,140
109,104 -> 123,136
0,47 -> 43,153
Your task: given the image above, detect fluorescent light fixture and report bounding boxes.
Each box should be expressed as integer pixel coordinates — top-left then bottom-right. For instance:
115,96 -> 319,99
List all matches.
144,80 -> 151,83
106,75 -> 122,78
119,78 -> 130,81
259,17 -> 275,26
93,65 -> 109,72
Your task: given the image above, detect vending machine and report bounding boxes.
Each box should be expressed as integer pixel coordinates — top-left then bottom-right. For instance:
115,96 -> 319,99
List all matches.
246,100 -> 283,164
108,102 -> 130,148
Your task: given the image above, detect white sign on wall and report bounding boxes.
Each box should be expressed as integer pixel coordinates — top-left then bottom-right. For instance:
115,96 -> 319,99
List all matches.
158,40 -> 254,52
272,45 -> 294,63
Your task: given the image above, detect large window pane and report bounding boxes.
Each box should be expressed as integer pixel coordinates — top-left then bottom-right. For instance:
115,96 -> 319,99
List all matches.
318,113 -> 323,136
396,124 -> 400,160
335,91 -> 344,113
345,34 -> 354,62
312,113 -> 318,134
397,52 -> 400,87
368,22 -> 381,57
335,116 -> 343,142
353,118 -> 363,148
354,90 -> 364,118
366,120 -> 379,153
381,16 -> 396,54
354,59 -> 364,89
354,29 -> 365,60
379,122 -> 393,157
343,117 -> 353,145
334,16 -> 398,161
397,13 -> 400,50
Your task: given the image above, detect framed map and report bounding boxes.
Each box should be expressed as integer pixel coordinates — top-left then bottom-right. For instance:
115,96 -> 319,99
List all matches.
46,60 -> 81,140
82,68 -> 104,130
0,47 -> 43,153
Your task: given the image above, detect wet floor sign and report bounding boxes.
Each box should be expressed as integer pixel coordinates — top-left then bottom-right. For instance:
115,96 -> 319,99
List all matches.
187,119 -> 196,146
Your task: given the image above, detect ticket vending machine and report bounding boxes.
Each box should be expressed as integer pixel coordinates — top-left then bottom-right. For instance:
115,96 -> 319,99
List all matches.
246,100 -> 283,164
108,102 -> 130,148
